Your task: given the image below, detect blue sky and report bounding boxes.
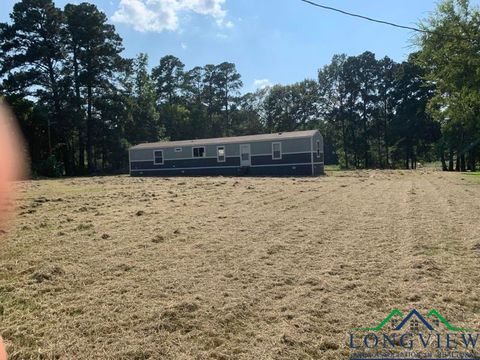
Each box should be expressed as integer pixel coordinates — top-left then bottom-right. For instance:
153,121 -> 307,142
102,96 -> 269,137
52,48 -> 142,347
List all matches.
1,0 -> 477,93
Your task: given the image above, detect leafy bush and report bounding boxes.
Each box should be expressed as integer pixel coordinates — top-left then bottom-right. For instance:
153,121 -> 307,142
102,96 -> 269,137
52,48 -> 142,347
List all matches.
32,155 -> 64,178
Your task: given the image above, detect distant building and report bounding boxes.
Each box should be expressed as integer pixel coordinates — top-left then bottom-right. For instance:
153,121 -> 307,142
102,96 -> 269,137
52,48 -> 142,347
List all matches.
129,130 -> 324,176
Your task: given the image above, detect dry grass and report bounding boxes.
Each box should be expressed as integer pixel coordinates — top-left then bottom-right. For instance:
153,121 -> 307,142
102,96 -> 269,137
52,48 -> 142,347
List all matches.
0,170 -> 480,359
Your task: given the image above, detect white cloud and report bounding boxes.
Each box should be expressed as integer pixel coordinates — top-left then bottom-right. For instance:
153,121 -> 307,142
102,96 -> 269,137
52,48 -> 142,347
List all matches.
215,32 -> 228,40
183,0 -> 226,19
112,0 -> 231,33
181,42 -> 188,49
253,79 -> 272,90
111,0 -> 177,32
218,19 -> 233,28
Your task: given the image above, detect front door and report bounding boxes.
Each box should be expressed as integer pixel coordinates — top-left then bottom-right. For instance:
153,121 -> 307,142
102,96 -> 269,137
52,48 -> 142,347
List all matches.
240,144 -> 251,166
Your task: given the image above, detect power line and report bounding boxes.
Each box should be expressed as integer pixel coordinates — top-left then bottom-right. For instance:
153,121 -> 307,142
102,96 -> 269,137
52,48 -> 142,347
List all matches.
299,0 -> 455,38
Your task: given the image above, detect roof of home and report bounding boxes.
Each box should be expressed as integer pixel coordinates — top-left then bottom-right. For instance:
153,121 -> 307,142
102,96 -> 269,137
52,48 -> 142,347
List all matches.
130,130 -> 319,150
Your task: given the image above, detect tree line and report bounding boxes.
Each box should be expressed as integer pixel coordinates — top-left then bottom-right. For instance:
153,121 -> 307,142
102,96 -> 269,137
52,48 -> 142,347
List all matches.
0,0 -> 478,176
317,52 -> 441,169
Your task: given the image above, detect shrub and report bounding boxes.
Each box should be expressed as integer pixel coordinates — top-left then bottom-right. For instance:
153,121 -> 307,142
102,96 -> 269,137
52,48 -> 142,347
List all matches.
32,155 -> 64,178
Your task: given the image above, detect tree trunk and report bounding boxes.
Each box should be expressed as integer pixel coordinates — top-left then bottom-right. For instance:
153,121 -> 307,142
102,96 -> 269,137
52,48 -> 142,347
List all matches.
341,115 -> 349,169
440,151 -> 447,171
384,102 -> 389,168
363,104 -> 369,169
224,85 -> 229,136
448,149 -> 454,171
86,83 -> 94,173
73,47 -> 85,175
460,153 -> 466,172
102,135 -> 106,171
68,141 -> 76,174
350,110 -> 357,168
377,121 -> 382,168
467,151 -> 473,171
48,60 -> 72,175
74,50 -> 86,174
79,140 -> 85,174
468,150 -> 477,171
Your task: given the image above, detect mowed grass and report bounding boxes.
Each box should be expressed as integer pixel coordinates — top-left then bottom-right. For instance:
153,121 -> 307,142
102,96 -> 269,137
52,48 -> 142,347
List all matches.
323,164 -> 341,172
0,171 -> 480,359
460,171 -> 480,185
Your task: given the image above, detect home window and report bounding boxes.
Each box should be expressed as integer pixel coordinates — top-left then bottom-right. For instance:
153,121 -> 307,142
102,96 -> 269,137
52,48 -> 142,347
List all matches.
175,147 -> 182,153
217,146 -> 226,162
193,147 -> 206,158
272,142 -> 282,160
153,150 -> 164,165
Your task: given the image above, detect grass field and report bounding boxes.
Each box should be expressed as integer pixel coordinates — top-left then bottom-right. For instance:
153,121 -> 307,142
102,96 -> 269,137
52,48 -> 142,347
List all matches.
1,170 -> 480,359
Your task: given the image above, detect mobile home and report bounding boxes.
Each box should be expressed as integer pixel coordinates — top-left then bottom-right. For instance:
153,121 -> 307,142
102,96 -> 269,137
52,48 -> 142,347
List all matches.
129,130 -> 324,176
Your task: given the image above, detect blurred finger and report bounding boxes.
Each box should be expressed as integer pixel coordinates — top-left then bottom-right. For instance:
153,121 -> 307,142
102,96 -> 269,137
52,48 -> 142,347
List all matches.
0,102 -> 26,228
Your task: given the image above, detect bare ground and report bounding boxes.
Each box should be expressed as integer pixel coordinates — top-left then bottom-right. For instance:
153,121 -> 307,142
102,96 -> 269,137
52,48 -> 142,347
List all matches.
0,170 -> 479,359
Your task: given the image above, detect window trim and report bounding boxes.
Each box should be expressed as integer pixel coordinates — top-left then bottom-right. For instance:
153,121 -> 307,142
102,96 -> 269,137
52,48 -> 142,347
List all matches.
192,146 -> 206,158
217,145 -> 226,163
153,150 -> 164,165
174,147 -> 183,153
272,142 -> 282,160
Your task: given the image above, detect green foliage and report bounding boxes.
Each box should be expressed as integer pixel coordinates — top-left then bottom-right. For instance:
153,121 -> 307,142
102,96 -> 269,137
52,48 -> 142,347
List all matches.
1,0 -> 124,175
124,53 -> 163,144
152,55 -> 185,105
415,0 -> 480,171
0,0 -> 71,173
32,155 -> 64,178
262,80 -> 319,133
63,2 -> 124,173
160,104 -> 191,140
318,52 -> 440,169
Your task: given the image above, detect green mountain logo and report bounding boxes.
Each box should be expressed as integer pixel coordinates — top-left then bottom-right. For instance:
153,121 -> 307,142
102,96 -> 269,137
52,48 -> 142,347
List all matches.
353,308 -> 404,331
427,309 -> 474,332
352,309 -> 475,332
